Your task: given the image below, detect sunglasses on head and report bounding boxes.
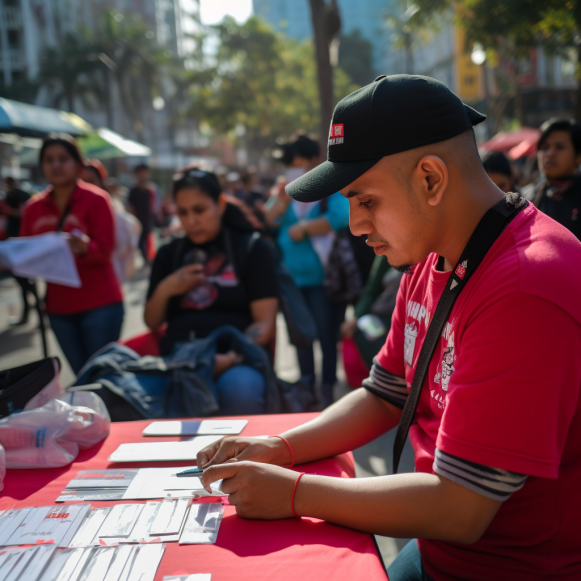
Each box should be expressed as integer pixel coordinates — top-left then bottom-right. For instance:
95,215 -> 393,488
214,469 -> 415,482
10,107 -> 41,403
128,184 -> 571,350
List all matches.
173,168 -> 213,181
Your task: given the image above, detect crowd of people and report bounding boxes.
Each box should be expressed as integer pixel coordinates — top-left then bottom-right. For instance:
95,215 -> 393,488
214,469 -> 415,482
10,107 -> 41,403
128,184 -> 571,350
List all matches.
1,116 -> 580,416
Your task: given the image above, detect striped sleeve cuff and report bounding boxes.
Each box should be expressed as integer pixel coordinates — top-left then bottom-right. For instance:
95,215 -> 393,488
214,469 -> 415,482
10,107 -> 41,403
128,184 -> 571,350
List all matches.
433,448 -> 528,501
362,359 -> 408,409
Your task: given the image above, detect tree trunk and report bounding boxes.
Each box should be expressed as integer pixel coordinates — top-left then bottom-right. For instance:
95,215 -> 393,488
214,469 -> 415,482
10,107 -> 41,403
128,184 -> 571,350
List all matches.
576,43 -> 581,122
308,0 -> 335,157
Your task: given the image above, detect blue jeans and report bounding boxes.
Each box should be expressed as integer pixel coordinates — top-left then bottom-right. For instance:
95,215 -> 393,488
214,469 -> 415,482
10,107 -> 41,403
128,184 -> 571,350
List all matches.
387,540 -> 435,581
215,365 -> 266,415
297,286 -> 346,404
49,302 -> 124,375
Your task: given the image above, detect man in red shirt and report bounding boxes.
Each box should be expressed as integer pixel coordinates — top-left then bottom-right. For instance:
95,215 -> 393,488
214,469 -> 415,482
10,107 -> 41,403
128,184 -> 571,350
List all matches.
197,75 -> 581,580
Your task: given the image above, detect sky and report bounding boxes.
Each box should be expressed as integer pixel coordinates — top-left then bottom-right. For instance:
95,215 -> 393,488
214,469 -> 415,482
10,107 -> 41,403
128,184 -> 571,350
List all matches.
198,0 -> 253,25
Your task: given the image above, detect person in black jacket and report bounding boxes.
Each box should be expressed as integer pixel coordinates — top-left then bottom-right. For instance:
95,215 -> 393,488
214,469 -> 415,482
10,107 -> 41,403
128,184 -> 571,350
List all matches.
144,169 -> 279,414
534,118 -> 581,240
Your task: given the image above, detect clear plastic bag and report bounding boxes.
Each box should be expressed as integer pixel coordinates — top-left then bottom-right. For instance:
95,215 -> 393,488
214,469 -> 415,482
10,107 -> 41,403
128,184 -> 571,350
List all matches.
0,392 -> 110,469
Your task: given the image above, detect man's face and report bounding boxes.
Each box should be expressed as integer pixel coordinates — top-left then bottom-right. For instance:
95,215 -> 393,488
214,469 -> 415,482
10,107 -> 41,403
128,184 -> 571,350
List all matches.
341,158 -> 433,272
538,130 -> 581,181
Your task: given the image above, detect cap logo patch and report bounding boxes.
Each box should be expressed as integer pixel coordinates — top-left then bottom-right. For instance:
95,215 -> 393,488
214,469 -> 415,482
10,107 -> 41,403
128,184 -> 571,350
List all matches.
329,123 -> 344,145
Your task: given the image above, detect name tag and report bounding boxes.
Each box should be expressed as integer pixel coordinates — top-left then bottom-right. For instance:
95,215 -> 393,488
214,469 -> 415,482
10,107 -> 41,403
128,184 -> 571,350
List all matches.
404,323 -> 418,367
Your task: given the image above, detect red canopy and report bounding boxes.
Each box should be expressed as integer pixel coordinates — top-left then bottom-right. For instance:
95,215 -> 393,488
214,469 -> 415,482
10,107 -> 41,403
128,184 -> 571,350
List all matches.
481,127 -> 541,159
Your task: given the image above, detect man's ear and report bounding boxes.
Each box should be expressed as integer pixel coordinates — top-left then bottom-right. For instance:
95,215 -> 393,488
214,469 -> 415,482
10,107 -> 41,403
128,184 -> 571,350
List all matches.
413,155 -> 448,207
218,193 -> 228,214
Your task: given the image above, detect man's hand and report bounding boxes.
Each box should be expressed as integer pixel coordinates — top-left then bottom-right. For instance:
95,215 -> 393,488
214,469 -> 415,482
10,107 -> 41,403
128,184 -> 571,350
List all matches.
201,461 -> 297,519
196,436 -> 292,469
68,232 -> 90,256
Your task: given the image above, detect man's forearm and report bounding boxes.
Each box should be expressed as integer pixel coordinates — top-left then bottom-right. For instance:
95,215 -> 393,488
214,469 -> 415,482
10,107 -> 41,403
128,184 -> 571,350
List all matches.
280,388 -> 402,464
294,471 -> 501,544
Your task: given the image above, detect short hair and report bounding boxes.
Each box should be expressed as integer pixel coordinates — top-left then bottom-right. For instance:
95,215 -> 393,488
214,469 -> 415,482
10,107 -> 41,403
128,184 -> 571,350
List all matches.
538,118 -> 581,155
482,151 -> 512,178
293,134 -> 320,160
134,163 -> 150,173
39,133 -> 83,166
172,168 -> 221,202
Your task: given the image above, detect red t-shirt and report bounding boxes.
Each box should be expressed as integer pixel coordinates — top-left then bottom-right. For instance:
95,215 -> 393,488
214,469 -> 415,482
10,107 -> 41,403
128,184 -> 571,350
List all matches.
20,181 -> 123,315
376,203 -> 581,580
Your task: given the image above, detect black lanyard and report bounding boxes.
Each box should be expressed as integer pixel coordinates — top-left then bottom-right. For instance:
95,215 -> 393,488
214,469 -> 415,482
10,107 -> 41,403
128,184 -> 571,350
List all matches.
392,194 -> 528,474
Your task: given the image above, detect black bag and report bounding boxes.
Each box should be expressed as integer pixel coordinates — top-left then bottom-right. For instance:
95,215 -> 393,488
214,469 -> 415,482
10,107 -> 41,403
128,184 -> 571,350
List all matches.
0,357 -> 61,418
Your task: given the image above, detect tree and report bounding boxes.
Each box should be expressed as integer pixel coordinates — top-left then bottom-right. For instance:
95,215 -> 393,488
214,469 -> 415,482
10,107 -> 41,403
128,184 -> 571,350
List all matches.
338,30 -> 376,87
308,0 -> 341,153
411,0 -> 581,121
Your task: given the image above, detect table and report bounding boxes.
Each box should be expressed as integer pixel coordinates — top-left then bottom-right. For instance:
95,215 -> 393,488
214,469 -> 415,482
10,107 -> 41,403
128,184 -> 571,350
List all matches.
0,413 -> 388,581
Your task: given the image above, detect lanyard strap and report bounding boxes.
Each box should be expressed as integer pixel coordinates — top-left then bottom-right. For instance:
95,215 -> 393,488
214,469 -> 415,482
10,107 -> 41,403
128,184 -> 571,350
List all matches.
392,194 -> 528,474
55,204 -> 72,232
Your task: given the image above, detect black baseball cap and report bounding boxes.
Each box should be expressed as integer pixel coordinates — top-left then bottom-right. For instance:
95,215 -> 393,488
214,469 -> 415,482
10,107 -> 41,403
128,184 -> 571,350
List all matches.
286,74 -> 486,202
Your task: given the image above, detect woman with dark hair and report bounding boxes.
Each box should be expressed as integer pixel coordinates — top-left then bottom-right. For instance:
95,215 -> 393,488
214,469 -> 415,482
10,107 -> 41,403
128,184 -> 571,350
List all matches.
20,134 -> 123,374
144,169 -> 279,414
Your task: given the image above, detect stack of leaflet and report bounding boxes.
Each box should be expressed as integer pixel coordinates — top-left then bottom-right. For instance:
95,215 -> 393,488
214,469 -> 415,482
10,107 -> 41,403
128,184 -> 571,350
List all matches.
58,470 -> 139,502
68,500 -> 224,547
58,468 -> 224,502
0,505 -> 91,547
0,543 -> 165,581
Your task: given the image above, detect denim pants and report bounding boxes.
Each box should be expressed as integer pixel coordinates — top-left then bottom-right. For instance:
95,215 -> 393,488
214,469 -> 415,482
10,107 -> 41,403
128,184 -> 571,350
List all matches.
49,302 -> 124,375
215,364 -> 266,415
297,285 -> 346,402
387,540 -> 435,581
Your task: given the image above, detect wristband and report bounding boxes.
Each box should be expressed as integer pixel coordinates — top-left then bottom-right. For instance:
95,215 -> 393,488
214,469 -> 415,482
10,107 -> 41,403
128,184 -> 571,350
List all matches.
291,472 -> 305,518
269,435 -> 295,468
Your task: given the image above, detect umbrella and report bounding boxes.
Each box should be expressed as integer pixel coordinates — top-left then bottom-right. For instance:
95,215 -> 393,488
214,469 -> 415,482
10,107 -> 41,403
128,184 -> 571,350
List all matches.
0,98 -> 92,138
481,127 -> 541,159
78,128 -> 151,159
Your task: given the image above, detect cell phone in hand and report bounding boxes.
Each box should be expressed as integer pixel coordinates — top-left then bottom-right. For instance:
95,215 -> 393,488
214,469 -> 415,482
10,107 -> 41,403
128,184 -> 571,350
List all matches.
182,249 -> 208,267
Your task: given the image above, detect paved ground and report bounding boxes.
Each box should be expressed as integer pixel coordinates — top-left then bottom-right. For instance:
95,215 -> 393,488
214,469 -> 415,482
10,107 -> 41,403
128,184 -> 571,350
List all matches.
0,268 -> 414,567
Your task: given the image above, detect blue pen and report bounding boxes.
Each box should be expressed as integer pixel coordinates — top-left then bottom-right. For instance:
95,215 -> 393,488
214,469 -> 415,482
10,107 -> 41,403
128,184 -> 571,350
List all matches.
175,467 -> 205,477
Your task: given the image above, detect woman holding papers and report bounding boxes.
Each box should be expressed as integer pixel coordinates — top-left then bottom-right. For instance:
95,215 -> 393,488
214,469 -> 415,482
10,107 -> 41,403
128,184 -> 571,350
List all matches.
144,169 -> 279,414
20,134 -> 123,374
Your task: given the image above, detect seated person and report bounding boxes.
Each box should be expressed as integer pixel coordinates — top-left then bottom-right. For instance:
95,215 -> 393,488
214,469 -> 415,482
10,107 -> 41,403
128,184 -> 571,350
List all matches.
144,169 -> 279,415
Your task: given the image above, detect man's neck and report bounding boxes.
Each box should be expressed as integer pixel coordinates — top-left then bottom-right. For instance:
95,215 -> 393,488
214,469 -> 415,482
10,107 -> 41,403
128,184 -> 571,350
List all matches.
437,182 -> 504,272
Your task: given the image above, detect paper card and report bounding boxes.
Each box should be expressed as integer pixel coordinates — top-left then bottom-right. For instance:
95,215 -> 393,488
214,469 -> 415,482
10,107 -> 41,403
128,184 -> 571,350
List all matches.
99,504 -> 143,538
38,547 -> 88,581
57,490 -> 126,503
78,547 -> 116,581
179,503 -> 224,545
117,546 -> 140,581
16,545 -> 57,581
66,470 -> 139,489
123,467 -> 224,500
149,498 -> 190,536
4,545 -> 39,581
125,502 -> 161,544
108,436 -> 222,463
69,508 -> 112,548
67,547 -> 95,581
126,544 -> 166,581
163,576 -> 211,581
59,505 -> 94,548
103,545 -> 134,581
0,508 -> 32,546
143,420 -> 248,437
0,547 -> 30,579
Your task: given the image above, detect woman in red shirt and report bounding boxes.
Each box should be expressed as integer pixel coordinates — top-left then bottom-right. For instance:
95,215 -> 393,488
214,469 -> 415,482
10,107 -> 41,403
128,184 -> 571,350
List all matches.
20,135 -> 124,374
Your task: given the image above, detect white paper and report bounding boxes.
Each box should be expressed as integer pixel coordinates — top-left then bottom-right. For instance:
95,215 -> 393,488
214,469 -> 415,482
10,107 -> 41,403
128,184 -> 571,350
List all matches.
103,545 -> 134,581
126,544 -> 165,581
67,547 -> 95,581
179,503 -> 224,545
7,504 -> 90,547
125,502 -> 160,544
149,498 -> 189,536
0,233 -> 81,287
78,547 -> 116,581
38,547 -> 87,581
5,545 -> 38,581
99,505 -> 143,538
69,508 -> 112,548
16,545 -> 57,581
123,467 -> 223,500
0,508 -> 32,546
142,420 -> 247,437
0,547 -> 29,579
163,576 -> 211,581
108,436 -> 222,463
67,470 -> 139,489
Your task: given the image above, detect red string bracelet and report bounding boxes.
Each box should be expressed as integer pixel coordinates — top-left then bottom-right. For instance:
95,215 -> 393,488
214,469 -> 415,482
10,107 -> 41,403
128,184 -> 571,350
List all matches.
269,435 -> 295,468
291,472 -> 305,518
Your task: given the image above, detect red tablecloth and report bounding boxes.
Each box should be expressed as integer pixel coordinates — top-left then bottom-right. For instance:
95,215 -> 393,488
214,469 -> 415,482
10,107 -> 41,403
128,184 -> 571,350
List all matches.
0,413 -> 388,581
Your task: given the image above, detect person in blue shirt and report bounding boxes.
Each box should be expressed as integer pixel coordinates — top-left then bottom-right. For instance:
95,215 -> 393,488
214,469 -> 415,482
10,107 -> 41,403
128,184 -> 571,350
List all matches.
265,135 -> 350,407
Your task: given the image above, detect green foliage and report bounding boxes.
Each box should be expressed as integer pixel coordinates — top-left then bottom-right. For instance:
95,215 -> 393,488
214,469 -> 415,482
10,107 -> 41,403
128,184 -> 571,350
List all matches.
338,30 -> 376,87
187,16 -> 357,148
